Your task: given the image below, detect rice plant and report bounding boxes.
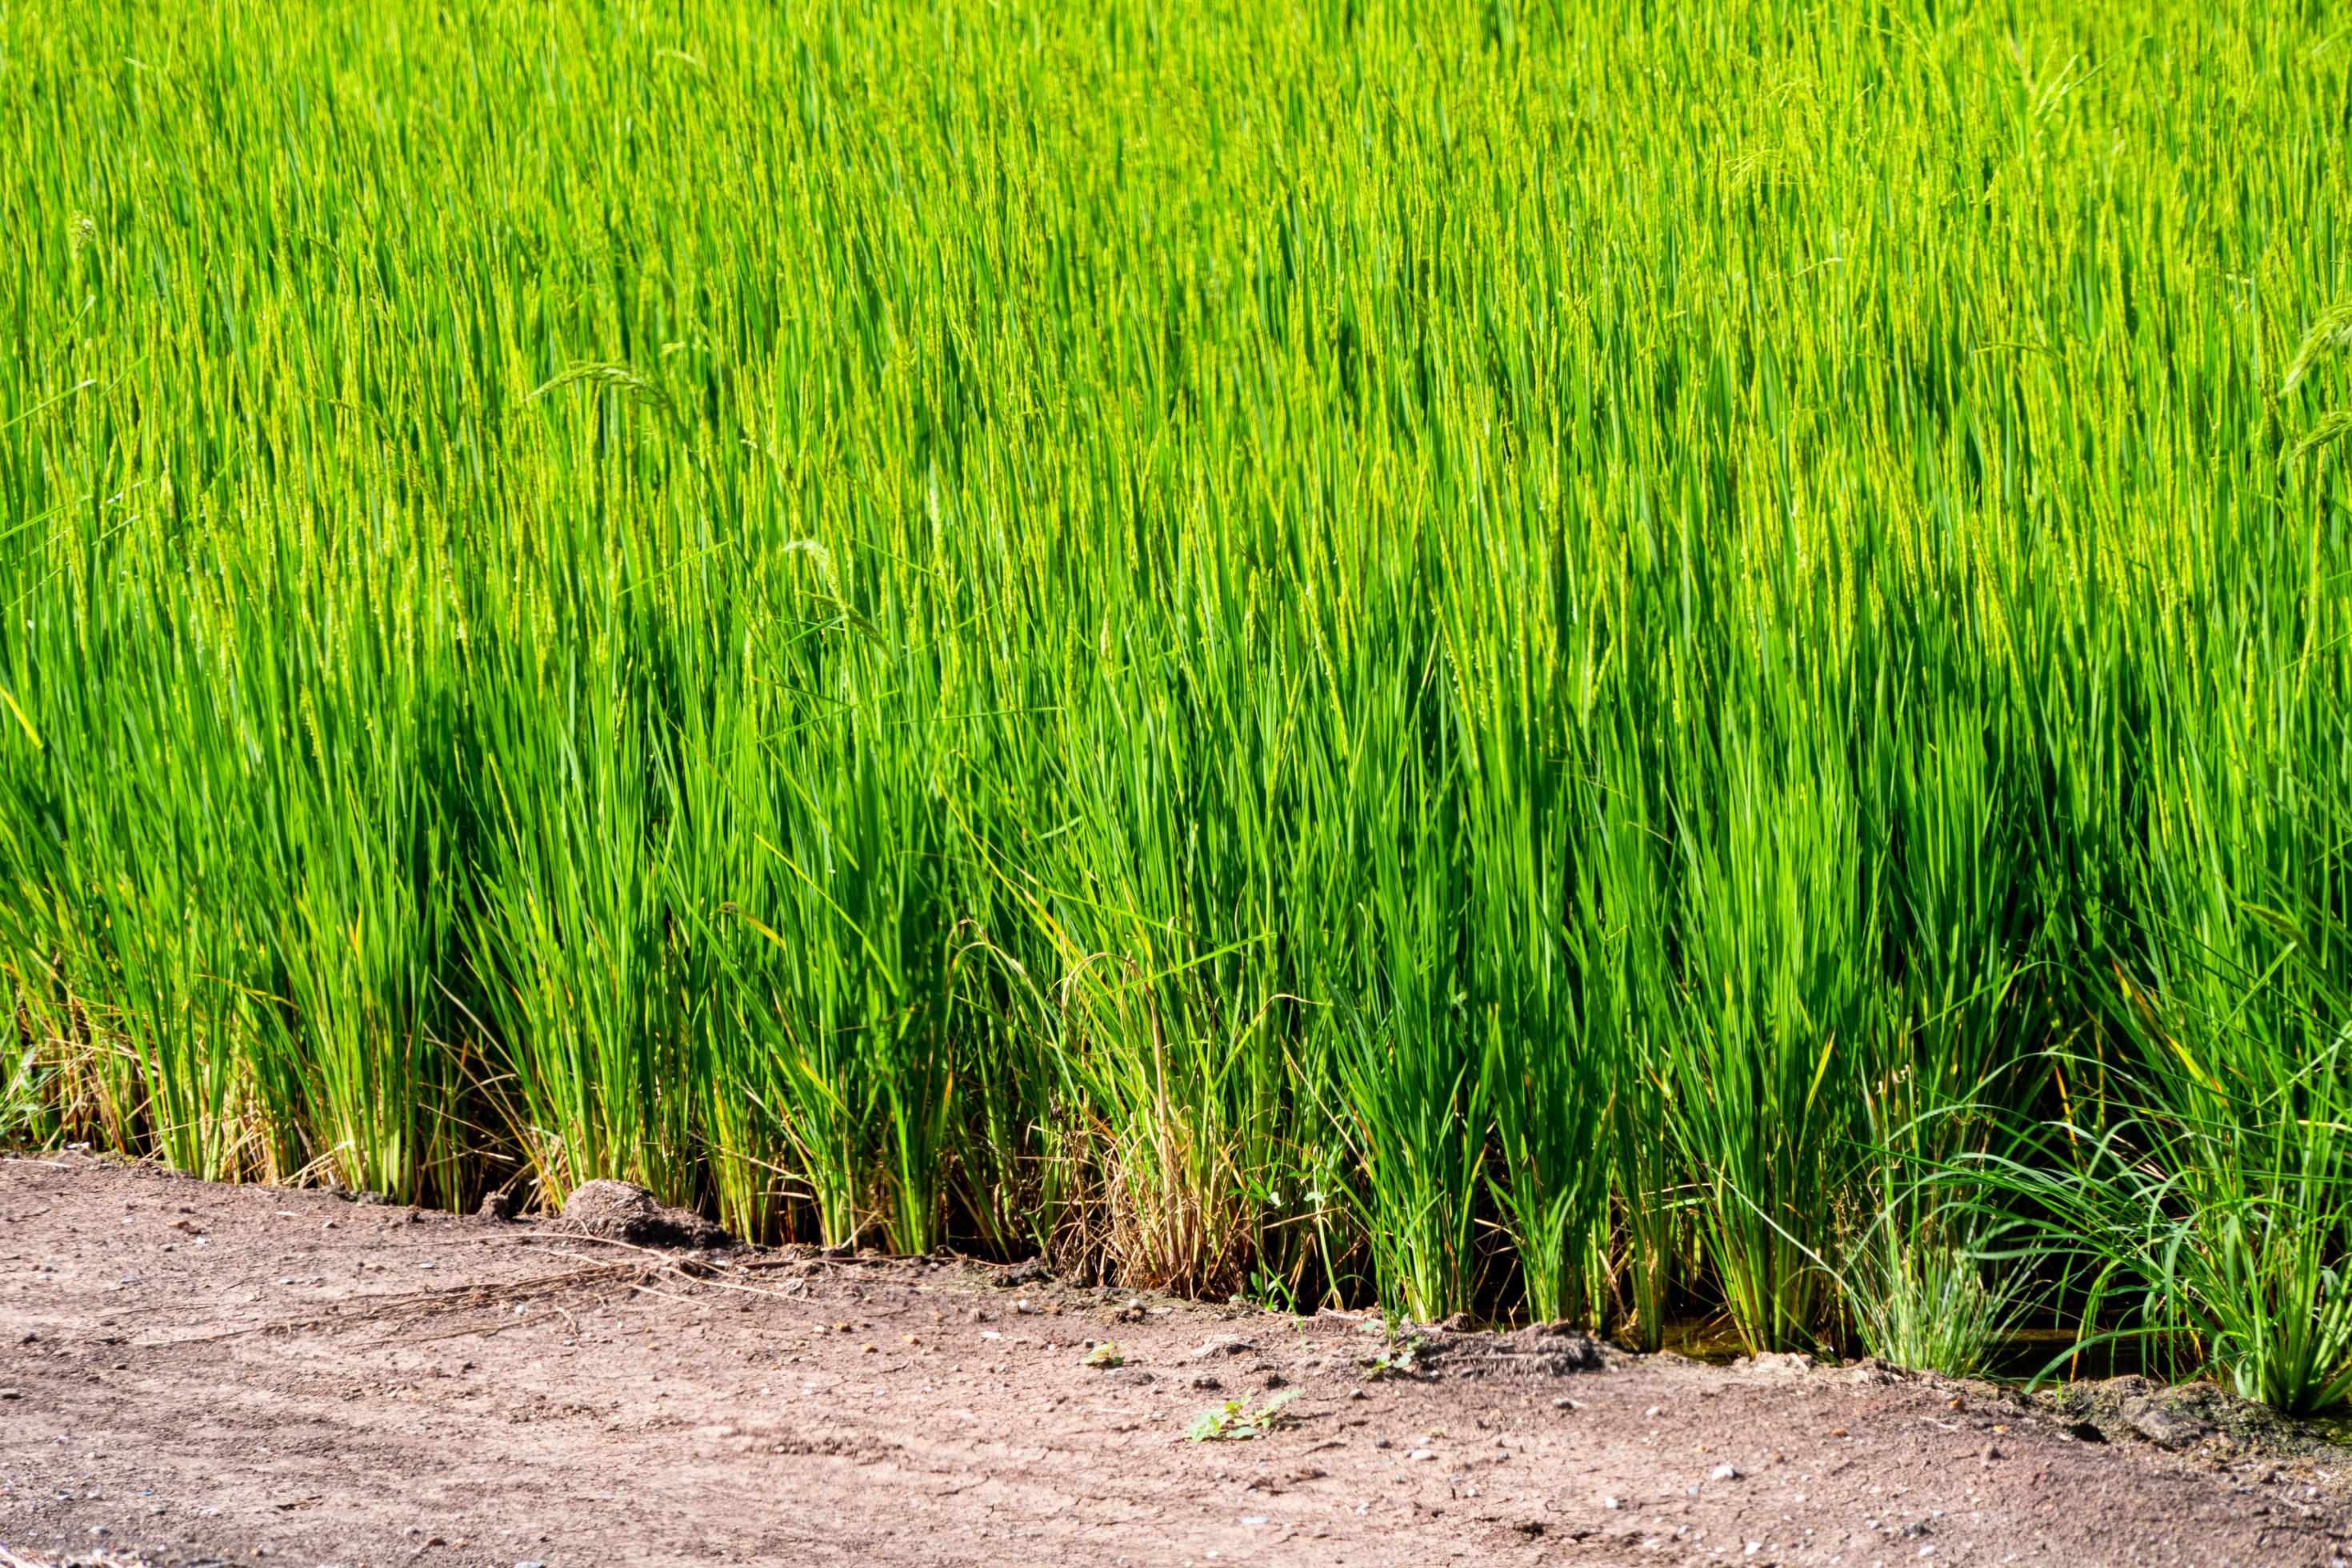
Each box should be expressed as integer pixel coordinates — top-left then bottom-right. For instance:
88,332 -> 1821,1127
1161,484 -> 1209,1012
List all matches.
2,0 -> 2349,1408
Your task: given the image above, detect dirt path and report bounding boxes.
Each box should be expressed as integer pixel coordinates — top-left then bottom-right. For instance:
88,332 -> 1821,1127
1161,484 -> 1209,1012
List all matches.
1,1154 -> 2345,1568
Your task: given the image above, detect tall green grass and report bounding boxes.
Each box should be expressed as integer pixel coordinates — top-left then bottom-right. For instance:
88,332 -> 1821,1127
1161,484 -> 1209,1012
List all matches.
3,0 -> 2350,1404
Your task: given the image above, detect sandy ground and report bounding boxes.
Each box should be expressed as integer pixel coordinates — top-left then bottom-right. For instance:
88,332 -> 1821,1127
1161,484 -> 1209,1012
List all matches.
2,1154 -> 2349,1568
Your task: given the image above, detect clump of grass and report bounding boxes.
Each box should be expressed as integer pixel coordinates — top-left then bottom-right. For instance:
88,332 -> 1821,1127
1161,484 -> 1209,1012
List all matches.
1843,1215 -> 2036,1382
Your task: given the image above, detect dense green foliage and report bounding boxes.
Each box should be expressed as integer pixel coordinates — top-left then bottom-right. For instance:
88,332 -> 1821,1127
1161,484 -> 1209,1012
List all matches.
5,0 -> 2351,1403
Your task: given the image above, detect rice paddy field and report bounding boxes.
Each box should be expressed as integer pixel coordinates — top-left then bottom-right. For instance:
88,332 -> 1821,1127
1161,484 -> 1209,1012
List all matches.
4,0 -> 2350,1410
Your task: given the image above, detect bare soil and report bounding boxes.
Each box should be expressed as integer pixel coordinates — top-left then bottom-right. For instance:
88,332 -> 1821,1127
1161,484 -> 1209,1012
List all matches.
2,1154 -> 2348,1568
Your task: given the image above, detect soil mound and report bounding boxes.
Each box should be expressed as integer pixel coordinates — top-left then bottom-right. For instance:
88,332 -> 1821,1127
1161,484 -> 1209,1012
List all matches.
2037,1373 -> 2334,1458
1418,1320 -> 1621,1379
554,1178 -> 731,1250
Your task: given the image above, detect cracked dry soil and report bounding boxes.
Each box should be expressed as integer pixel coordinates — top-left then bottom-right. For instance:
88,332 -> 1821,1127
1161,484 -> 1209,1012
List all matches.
2,1153 -> 2349,1567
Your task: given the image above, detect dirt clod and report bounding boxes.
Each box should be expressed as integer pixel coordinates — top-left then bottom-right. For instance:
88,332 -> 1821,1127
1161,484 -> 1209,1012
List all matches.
1190,1335 -> 1259,1359
1418,1320 -> 1616,1379
553,1179 -> 730,1250
2122,1395 -> 2208,1450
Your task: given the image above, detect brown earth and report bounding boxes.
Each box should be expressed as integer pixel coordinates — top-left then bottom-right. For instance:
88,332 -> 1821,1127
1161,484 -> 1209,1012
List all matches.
2,1153 -> 2348,1568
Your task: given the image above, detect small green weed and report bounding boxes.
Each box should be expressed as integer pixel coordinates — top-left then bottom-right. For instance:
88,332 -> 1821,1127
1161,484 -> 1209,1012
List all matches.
1185,1390 -> 1298,1442
1363,1334 -> 1426,1380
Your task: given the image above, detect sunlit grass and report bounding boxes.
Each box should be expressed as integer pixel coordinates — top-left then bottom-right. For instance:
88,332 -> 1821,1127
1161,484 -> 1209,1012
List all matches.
2,0 -> 2348,1404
